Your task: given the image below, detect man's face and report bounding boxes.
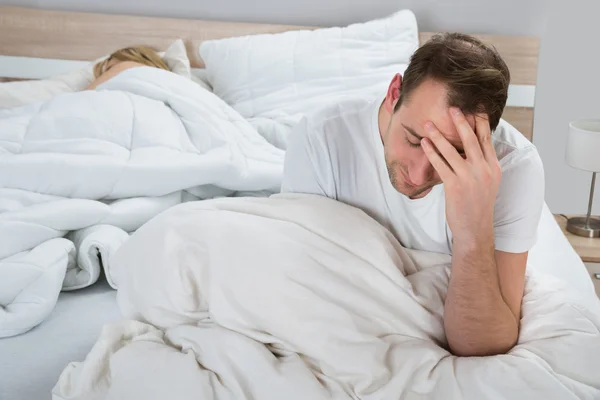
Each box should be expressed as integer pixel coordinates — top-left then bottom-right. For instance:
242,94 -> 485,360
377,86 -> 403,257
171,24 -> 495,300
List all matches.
382,78 -> 476,199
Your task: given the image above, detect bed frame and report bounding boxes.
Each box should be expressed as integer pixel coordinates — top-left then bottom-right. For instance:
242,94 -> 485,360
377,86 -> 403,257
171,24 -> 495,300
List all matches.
0,6 -> 539,140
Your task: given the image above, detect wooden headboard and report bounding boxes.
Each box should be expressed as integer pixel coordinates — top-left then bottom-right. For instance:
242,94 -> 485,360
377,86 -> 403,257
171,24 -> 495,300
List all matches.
0,6 -> 539,140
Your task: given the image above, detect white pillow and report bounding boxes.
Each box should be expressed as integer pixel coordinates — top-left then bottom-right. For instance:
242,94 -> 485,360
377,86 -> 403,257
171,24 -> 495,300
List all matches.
199,9 -> 418,131
159,39 -> 192,79
0,39 -> 191,109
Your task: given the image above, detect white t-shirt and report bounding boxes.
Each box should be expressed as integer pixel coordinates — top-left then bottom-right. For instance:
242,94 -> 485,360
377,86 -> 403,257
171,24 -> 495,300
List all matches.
281,98 -> 545,254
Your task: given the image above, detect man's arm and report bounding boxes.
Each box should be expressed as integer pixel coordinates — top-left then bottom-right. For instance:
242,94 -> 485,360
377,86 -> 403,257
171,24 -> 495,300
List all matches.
422,109 -> 541,356
496,250 -> 528,321
444,241 -> 526,356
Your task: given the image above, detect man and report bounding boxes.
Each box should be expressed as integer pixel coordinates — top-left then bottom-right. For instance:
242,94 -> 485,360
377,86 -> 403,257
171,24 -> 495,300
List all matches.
281,33 -> 545,357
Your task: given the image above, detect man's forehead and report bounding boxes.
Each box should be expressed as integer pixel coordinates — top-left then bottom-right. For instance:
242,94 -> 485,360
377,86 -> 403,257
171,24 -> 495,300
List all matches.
435,113 -> 476,151
398,81 -> 477,150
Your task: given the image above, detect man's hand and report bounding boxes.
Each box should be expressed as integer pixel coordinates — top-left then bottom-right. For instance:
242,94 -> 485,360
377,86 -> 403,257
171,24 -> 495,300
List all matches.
421,108 -> 501,243
419,107 -> 520,357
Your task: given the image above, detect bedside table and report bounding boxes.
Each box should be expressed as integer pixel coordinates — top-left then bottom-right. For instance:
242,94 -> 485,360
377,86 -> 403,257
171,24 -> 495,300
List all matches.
554,214 -> 600,297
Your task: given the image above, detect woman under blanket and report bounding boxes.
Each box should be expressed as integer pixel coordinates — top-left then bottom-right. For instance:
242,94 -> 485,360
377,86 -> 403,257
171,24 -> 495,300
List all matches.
0,62 -> 284,339
86,46 -> 171,90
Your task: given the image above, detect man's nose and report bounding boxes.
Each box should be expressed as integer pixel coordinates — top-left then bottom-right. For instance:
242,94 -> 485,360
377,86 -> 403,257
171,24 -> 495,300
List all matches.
410,154 -> 434,186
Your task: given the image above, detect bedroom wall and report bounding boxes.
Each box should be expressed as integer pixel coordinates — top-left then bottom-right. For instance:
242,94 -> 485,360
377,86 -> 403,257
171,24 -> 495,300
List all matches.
1,0 -> 546,36
533,0 -> 600,215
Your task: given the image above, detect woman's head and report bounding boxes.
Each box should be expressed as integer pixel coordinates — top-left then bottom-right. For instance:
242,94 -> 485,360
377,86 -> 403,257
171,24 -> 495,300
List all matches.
93,46 -> 170,78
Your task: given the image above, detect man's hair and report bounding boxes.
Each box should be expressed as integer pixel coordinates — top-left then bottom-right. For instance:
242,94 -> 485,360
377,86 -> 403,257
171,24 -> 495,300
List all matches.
394,33 -> 510,131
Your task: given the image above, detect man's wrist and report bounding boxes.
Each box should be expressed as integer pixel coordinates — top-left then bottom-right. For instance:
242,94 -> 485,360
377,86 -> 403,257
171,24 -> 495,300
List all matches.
452,226 -> 494,254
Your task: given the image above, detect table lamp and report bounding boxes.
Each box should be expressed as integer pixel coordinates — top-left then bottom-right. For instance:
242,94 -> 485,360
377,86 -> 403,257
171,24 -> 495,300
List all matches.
565,119 -> 600,237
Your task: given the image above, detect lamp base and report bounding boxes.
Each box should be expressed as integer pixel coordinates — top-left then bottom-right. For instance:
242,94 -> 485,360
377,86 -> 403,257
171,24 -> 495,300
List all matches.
566,216 -> 600,238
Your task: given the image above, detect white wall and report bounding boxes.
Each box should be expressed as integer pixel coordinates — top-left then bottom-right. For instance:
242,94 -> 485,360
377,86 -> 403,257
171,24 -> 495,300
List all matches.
2,0 -> 547,36
5,0 -> 598,214
533,0 -> 600,215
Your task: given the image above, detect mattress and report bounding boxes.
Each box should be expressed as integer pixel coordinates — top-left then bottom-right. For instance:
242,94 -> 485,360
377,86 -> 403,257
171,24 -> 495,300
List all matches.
0,275 -> 120,400
0,203 -> 596,400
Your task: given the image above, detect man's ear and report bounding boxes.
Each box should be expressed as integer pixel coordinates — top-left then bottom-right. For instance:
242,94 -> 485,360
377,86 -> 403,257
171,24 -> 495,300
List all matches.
384,73 -> 403,113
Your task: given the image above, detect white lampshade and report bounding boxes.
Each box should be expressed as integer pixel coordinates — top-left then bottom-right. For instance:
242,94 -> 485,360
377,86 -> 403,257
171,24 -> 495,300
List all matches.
566,119 -> 600,172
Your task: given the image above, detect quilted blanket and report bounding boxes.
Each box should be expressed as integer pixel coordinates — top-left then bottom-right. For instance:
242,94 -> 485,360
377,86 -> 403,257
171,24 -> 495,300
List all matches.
53,194 -> 600,400
0,67 -> 284,338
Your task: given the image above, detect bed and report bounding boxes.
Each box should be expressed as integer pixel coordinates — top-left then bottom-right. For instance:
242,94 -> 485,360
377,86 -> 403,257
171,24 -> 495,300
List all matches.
0,5 -> 598,400
0,276 -> 119,400
0,207 -> 595,400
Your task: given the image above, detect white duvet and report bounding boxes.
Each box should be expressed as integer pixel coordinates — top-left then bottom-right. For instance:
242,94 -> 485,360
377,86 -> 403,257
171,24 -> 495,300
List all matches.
54,194 -> 600,400
0,67 -> 284,338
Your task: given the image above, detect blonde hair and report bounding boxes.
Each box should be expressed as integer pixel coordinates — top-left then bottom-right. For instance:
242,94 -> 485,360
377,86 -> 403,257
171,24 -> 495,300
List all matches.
93,46 -> 170,78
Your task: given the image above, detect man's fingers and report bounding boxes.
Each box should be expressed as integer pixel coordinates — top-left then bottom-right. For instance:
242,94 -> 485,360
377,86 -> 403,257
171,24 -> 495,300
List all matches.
424,121 -> 466,174
449,108 -> 484,163
474,113 -> 497,163
421,137 -> 454,182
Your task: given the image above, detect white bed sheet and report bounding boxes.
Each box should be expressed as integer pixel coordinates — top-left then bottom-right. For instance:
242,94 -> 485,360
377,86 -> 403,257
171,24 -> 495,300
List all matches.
0,275 -> 120,400
0,203 -> 596,400
528,204 -> 598,308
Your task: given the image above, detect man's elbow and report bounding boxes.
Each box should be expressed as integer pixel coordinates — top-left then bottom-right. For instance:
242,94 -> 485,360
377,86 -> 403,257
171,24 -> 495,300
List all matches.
448,331 -> 519,357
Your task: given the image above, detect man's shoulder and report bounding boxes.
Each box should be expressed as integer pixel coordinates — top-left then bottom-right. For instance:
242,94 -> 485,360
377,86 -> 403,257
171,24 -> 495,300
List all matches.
493,119 -> 542,171
304,97 -> 377,134
283,97 -> 380,199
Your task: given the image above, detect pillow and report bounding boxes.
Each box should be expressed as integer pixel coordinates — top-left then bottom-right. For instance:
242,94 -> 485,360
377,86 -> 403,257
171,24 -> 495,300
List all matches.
190,68 -> 213,92
199,9 -> 419,146
160,39 -> 192,79
0,39 -> 191,109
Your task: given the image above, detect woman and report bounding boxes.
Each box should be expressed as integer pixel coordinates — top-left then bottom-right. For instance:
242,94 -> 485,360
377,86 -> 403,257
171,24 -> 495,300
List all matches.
87,46 -> 170,90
